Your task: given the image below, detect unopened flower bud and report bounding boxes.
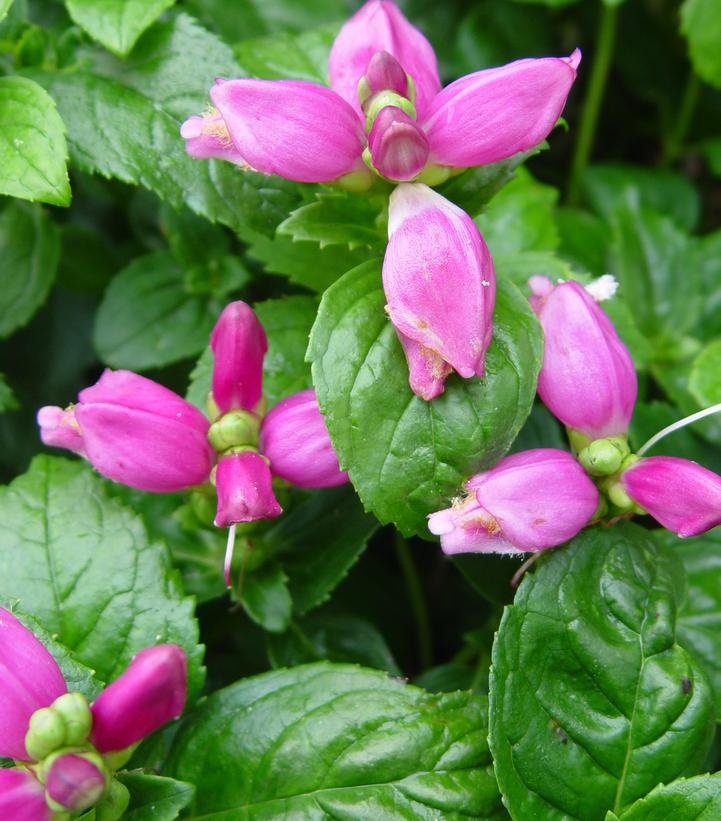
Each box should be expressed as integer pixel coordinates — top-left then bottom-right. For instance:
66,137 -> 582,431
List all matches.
358,51 -> 411,108
25,707 -> 66,761
46,753 -> 108,813
529,277 -> 637,439
578,435 -> 630,477
90,645 -> 187,753
259,389 -> 348,488
50,692 -> 91,747
207,409 -> 260,452
428,449 -> 598,554
214,450 -> 282,527
366,106 -> 429,181
621,456 -> 721,537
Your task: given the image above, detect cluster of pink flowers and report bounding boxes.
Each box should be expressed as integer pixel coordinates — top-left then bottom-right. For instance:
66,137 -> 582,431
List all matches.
0,608 -> 186,819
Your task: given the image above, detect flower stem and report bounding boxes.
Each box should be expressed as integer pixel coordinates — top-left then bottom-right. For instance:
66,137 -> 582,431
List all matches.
394,533 -> 433,670
637,402 -> 721,456
567,2 -> 618,206
660,72 -> 700,167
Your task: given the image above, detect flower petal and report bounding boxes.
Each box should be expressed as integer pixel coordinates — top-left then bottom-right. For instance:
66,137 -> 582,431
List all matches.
214,451 -> 282,527
210,79 -> 366,183
423,51 -> 581,168
0,769 -> 51,821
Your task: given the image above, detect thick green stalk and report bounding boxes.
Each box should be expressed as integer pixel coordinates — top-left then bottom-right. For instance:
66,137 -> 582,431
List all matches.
394,534 -> 433,670
660,72 -> 700,167
567,2 -> 619,205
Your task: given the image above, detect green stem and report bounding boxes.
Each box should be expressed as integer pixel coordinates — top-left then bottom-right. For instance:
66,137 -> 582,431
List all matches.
394,534 -> 433,670
660,72 -> 700,167
567,2 -> 618,206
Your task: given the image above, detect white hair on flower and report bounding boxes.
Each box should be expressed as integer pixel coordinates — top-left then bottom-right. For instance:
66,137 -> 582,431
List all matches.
585,274 -> 619,302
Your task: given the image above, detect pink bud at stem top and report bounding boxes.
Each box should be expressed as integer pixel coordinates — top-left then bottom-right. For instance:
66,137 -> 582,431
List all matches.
46,754 -> 107,812
259,389 -> 348,488
530,277 -> 637,439
428,449 -> 598,555
621,456 -> 721,538
210,301 -> 267,415
0,768 -> 51,821
90,645 -> 187,753
384,183 -> 494,399
367,106 -> 429,181
213,450 -> 282,528
0,608 -> 67,761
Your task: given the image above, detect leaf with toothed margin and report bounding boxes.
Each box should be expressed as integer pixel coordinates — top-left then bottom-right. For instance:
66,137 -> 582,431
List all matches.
308,260 -> 542,536
489,523 -> 715,821
165,662 -> 508,819
607,772 -> 721,820
0,456 -> 205,701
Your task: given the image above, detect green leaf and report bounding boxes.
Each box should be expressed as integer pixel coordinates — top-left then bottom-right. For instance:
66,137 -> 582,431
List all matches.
608,197 -> 698,338
118,772 -> 195,821
26,16 -> 301,244
475,168 -> 559,255
65,0 -> 176,56
0,373 -> 19,411
234,26 -> 336,83
583,164 -> 700,232
261,485 -> 379,613
0,0 -> 13,23
0,456 -> 205,700
556,207 -> 608,277
188,0 -> 344,38
0,200 -> 60,338
0,76 -> 70,207
239,560 -> 292,634
657,529 -> 721,718
93,251 -> 221,370
692,229 -> 721,339
186,294 -> 318,412
489,523 -> 715,820
267,613 -> 401,674
689,339 -> 721,409
166,663 -> 506,819
308,261 -> 542,536
613,773 -> 721,819
278,191 -> 386,251
682,0 -> 721,89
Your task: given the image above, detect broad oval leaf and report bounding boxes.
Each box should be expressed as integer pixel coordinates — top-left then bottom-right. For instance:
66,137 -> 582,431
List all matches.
611,772 -> 721,820
308,260 -> 542,536
0,76 -> 70,207
118,772 -> 195,821
681,0 -> 721,90
689,339 -> 721,408
0,456 -> 205,700
0,201 -> 60,339
489,523 -> 714,821
166,662 -> 506,819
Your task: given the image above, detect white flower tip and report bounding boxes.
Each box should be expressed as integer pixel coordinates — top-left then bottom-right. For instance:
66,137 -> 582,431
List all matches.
585,274 -> 618,303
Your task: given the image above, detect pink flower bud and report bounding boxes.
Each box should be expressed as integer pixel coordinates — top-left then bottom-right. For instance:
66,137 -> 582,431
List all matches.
205,79 -> 367,183
90,645 -> 187,753
0,769 -> 50,821
367,106 -> 429,181
37,406 -> 85,456
530,278 -> 637,439
213,451 -> 282,527
360,51 -> 409,102
180,109 -> 249,167
210,301 -> 267,415
622,456 -> 721,538
422,50 -> 581,170
39,370 -> 214,493
384,183 -> 494,399
428,449 -> 598,554
259,389 -> 348,488
46,754 -> 107,812
0,608 -> 67,761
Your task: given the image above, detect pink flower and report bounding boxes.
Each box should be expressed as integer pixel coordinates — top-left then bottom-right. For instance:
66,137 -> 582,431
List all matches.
529,277 -> 637,440
181,0 -> 580,184
213,450 -> 282,527
0,608 -> 187,818
38,370 -> 214,493
621,456 -> 721,538
384,183 -> 494,399
428,449 -> 599,554
259,389 -> 348,488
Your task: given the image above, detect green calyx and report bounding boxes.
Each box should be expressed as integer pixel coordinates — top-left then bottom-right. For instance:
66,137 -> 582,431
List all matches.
208,409 -> 260,453
578,435 -> 630,476
364,90 -> 416,130
25,692 -> 93,760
